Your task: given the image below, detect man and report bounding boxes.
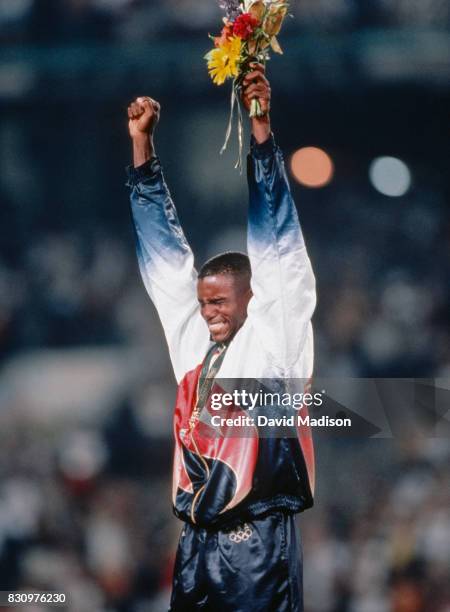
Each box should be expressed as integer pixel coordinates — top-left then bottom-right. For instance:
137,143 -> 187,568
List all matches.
126,65 -> 316,611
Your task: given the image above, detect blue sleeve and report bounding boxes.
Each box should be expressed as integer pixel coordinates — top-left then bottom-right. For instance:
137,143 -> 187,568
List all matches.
127,159 -> 209,381
246,135 -> 316,370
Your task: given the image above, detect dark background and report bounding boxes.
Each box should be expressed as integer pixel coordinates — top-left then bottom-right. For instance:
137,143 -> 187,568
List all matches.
0,1 -> 449,611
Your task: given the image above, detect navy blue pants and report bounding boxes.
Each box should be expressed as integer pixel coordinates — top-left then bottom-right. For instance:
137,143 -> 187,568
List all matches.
169,512 -> 303,612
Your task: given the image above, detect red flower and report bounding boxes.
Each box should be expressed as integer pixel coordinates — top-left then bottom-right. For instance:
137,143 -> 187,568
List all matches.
232,13 -> 259,40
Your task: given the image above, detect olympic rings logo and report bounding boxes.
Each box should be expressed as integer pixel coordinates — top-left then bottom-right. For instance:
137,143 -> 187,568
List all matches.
228,523 -> 253,543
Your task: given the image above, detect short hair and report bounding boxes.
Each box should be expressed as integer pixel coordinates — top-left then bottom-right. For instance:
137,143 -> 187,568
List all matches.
198,251 -> 251,280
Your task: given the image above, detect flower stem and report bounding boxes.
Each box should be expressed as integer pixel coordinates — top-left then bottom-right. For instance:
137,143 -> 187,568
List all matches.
249,98 -> 263,118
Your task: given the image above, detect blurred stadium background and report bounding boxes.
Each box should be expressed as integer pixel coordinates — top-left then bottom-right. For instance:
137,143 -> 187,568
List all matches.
0,1 -> 449,611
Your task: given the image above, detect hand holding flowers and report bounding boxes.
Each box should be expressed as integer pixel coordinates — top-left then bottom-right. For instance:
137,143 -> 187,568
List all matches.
242,64 -> 272,145
206,0 -> 288,117
242,64 -> 271,117
205,0 -> 288,168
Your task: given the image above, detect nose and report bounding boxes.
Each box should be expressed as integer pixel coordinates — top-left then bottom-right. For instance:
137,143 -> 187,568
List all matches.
202,303 -> 218,321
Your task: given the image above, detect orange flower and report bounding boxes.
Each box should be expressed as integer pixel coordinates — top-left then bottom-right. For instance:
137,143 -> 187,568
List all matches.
214,21 -> 234,47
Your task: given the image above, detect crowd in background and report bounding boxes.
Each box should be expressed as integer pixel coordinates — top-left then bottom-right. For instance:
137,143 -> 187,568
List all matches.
0,0 -> 448,46
1,185 -> 449,378
0,405 -> 449,611
0,1 -> 449,611
0,123 -> 448,612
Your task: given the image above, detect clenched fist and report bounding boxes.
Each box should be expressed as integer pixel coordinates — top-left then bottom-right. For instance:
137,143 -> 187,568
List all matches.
128,96 -> 160,140
128,96 -> 161,167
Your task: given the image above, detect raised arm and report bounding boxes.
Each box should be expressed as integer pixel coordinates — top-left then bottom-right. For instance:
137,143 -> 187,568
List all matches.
127,98 -> 209,381
241,67 -> 316,372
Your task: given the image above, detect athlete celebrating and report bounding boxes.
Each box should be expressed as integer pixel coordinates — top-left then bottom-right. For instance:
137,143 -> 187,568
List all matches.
126,64 -> 316,612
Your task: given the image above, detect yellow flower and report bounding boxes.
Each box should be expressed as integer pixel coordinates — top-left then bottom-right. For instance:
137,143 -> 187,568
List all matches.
207,36 -> 242,85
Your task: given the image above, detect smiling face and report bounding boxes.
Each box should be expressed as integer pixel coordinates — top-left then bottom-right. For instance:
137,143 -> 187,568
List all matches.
197,273 -> 252,343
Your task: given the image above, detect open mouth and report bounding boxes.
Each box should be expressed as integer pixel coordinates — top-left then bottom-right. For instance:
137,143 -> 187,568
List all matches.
208,321 -> 228,334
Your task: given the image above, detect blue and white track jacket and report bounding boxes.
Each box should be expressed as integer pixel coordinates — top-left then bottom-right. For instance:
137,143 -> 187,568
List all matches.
127,135 -> 316,527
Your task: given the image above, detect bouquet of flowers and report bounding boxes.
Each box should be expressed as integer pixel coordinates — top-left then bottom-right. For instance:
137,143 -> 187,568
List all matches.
205,0 -> 289,168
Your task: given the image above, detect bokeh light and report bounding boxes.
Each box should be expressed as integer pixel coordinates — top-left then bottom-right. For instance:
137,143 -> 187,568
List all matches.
369,156 -> 411,197
290,147 -> 334,188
